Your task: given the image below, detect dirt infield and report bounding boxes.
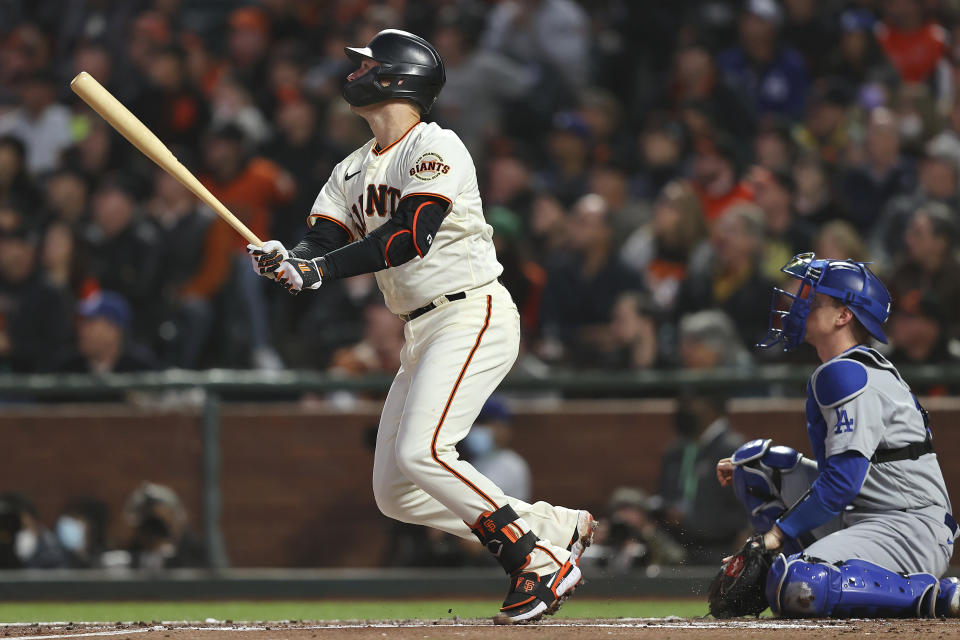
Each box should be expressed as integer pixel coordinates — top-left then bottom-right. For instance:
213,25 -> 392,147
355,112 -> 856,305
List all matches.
3,618 -> 960,640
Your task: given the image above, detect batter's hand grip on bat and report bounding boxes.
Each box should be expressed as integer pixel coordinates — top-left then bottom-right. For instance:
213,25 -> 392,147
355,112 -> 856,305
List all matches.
70,71 -> 263,246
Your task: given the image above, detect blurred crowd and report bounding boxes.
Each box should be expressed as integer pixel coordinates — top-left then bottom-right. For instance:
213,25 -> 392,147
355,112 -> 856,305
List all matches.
1,0 -> 960,381
0,483 -> 206,570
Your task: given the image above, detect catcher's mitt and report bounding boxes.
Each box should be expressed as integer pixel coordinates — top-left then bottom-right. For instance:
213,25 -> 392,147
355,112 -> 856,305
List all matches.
707,534 -> 775,618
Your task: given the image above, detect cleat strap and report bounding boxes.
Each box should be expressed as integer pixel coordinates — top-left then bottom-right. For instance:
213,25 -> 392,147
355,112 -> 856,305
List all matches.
470,505 -> 539,574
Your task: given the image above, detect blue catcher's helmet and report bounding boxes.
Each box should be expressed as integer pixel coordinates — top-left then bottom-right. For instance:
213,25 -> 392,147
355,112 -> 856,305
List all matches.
757,253 -> 892,351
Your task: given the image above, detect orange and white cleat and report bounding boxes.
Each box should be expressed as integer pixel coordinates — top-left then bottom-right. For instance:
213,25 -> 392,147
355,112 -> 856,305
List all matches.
493,561 -> 582,625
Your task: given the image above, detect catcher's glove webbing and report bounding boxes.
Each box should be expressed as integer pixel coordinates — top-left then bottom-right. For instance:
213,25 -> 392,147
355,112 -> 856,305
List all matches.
707,535 -> 775,618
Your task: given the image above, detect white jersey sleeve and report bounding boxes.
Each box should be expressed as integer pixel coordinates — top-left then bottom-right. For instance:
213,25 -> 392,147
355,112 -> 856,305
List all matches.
308,158 -> 359,242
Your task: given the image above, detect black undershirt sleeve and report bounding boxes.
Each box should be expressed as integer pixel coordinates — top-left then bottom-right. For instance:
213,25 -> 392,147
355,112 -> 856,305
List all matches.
290,216 -> 352,259
314,194 -> 451,281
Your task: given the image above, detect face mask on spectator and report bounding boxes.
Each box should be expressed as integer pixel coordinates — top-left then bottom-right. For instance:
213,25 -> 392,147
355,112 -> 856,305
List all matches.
56,516 -> 86,552
461,425 -> 495,459
14,529 -> 37,561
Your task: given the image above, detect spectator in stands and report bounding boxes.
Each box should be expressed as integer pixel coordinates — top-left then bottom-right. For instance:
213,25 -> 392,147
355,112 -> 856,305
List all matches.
674,205 -> 774,348
85,176 -> 161,343
656,392 -> 747,564
263,99 -> 345,248
716,0 -> 809,121
747,165 -> 815,283
146,168 -> 214,368
793,156 -> 845,227
528,191 -> 569,264
781,0 -> 834,76
871,145 -> 960,264
42,167 -> 90,227
621,180 -> 710,313
887,291 -> 957,383
538,193 -> 643,366
0,221 -> 73,372
635,118 -> 687,201
124,483 -> 207,570
55,497 -> 110,569
814,220 -> 869,263
41,220 -> 96,301
0,70 -> 72,176
589,164 -> 649,250
481,0 -> 590,93
823,9 -> 888,87
926,94 -> 960,170
538,111 -> 593,206
226,7 -> 271,109
54,291 -> 157,374
459,396 -> 531,503
887,204 -> 960,341
608,292 -> 662,370
669,44 -> 755,141
0,492 -> 67,569
487,206 -> 546,335
194,123 -> 293,369
753,122 -> 797,174
133,46 -> 210,149
584,487 -> 686,572
688,135 -> 753,225
329,300 -> 405,378
792,78 -> 854,169
0,135 -> 41,212
840,107 -> 917,234
431,6 -> 537,166
677,310 -> 753,371
876,0 -> 950,90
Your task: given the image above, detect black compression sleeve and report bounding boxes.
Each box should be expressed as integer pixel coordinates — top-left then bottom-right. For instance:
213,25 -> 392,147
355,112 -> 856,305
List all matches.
316,194 -> 450,281
289,216 -> 352,259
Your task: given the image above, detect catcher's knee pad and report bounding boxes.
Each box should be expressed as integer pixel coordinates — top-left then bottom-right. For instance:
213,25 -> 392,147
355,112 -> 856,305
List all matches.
767,554 -> 940,618
469,505 -> 539,575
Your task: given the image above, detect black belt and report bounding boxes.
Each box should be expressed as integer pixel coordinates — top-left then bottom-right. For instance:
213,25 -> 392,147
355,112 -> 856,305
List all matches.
399,292 -> 467,322
870,433 -> 934,464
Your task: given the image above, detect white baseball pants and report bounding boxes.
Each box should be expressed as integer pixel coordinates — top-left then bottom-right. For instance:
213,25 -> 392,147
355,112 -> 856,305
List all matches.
372,281 -> 577,573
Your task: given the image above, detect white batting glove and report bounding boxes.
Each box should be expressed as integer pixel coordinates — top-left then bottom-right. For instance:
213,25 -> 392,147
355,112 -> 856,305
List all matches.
247,240 -> 288,277
275,258 -> 323,295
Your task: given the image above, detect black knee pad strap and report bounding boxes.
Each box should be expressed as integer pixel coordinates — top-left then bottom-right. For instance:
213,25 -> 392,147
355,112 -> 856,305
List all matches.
470,505 -> 539,574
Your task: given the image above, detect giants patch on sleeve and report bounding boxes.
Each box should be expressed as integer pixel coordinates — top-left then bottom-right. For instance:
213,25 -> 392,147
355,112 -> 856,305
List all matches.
409,152 -> 451,181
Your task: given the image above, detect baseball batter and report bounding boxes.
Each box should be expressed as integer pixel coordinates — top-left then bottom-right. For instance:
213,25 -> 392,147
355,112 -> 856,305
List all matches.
716,253 -> 959,617
247,30 -> 595,624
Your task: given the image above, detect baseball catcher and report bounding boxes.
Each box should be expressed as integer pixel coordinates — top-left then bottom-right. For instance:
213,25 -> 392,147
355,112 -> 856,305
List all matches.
712,253 -> 958,618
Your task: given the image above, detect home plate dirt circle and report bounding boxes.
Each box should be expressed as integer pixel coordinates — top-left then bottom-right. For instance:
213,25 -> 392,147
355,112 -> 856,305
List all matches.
3,618 -> 960,640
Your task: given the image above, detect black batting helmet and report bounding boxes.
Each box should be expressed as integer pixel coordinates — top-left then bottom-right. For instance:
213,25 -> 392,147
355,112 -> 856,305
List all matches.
342,29 -> 445,114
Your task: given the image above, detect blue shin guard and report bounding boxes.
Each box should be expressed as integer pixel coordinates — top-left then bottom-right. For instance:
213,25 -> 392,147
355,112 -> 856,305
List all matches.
766,554 -> 940,618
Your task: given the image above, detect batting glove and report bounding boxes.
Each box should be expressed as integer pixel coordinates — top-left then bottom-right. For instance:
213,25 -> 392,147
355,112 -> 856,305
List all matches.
247,240 -> 288,276
275,257 -> 323,295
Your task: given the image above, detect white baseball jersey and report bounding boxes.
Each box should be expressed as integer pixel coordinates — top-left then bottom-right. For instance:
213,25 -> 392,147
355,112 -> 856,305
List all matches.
308,121 -> 503,315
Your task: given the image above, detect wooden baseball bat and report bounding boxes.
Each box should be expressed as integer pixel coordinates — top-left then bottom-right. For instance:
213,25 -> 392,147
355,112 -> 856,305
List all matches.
70,71 -> 263,246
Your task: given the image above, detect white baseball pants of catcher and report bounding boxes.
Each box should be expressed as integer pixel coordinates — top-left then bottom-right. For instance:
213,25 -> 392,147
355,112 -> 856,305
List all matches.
372,280 -> 578,573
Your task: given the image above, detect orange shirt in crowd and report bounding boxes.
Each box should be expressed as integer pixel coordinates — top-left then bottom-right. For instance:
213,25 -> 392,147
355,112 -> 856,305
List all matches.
182,158 -> 294,298
876,21 -> 947,83
695,181 -> 754,224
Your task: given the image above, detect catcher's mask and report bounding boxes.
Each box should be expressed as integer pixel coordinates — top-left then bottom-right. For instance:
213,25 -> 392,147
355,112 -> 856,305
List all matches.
756,252 -> 891,351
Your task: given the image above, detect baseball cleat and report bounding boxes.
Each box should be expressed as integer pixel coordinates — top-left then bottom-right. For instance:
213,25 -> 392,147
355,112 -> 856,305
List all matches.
567,510 -> 598,567
493,561 -> 582,625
